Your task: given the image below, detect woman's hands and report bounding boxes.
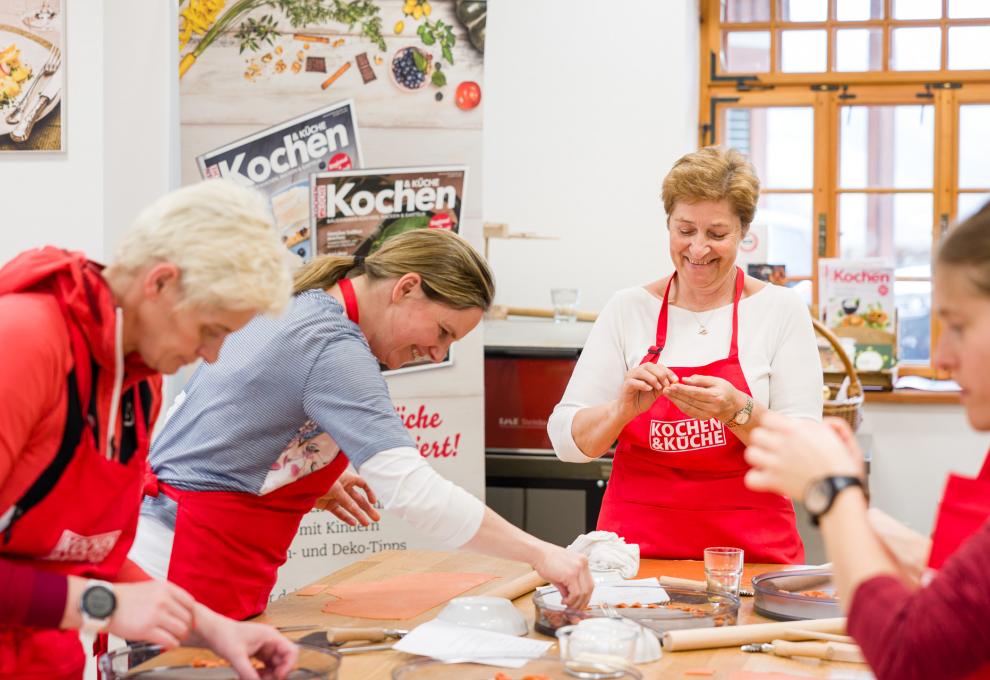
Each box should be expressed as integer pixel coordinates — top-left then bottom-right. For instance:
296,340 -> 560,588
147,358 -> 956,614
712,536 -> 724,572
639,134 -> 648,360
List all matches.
315,469 -> 380,526
106,580 -> 197,648
191,605 -> 298,680
664,374 -> 747,423
744,414 -> 865,500
868,507 -> 932,584
531,543 -> 593,611
615,362 -> 679,421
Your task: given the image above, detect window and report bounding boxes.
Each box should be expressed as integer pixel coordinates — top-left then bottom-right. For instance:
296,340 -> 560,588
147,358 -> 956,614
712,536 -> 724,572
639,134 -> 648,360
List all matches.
701,0 -> 990,375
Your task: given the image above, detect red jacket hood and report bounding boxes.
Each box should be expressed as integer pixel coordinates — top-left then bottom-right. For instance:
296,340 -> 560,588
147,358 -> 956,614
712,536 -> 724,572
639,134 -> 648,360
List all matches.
0,247 -> 122,373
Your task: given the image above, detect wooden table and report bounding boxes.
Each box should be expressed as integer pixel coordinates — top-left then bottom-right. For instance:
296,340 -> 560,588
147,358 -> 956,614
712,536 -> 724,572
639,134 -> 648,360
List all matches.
159,550 -> 874,679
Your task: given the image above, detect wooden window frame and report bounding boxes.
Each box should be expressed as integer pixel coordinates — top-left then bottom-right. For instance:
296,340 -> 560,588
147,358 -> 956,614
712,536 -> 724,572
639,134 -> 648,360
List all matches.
700,0 -> 990,378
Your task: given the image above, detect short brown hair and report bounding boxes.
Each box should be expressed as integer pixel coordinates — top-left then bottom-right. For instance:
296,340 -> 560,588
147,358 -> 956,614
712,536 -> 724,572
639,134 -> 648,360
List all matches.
661,146 -> 760,228
937,201 -> 990,297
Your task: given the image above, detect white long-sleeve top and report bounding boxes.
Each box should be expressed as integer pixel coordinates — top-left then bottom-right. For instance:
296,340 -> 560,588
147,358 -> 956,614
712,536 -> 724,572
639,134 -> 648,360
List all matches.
549,283 -> 823,463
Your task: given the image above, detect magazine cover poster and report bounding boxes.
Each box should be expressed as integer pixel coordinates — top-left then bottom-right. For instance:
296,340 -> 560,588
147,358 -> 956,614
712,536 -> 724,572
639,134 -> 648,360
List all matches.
196,100 -> 363,261
311,165 -> 466,258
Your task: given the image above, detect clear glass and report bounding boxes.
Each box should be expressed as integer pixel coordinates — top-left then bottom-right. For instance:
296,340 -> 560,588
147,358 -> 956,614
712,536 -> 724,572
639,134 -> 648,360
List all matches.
840,105 -> 934,189
704,547 -> 744,598
778,0 -> 827,22
835,28 -> 883,71
22,0 -> 58,30
551,288 -> 579,323
557,619 -> 638,680
723,30 -> 772,72
838,193 -> 933,268
836,0 -> 882,20
949,0 -> 990,18
780,29 -> 827,72
756,193 -> 814,277
893,0 -> 942,19
948,26 -> 990,70
723,0 -> 771,22
891,27 -> 942,70
958,192 -> 990,221
959,105 -> 990,189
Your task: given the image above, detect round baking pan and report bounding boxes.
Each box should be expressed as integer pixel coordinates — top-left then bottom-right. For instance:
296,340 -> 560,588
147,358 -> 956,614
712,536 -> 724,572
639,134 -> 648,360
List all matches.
751,568 -> 841,621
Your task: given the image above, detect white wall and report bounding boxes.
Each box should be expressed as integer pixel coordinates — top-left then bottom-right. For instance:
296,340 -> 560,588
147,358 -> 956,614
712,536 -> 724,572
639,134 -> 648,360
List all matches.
483,0 -> 700,313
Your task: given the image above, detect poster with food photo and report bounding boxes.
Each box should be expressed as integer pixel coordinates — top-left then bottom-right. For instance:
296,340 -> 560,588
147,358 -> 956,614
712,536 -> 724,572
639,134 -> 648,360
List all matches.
311,164 -> 466,374
0,0 -> 64,152
196,100 -> 363,261
818,258 -> 897,371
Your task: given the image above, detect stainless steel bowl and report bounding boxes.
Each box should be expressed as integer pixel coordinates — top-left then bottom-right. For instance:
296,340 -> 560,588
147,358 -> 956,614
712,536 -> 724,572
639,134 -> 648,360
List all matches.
751,568 -> 841,621
99,643 -> 341,679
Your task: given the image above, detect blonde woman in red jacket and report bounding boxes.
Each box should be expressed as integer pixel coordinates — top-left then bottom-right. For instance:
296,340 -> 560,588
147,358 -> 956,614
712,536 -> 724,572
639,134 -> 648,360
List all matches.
0,180 -> 297,680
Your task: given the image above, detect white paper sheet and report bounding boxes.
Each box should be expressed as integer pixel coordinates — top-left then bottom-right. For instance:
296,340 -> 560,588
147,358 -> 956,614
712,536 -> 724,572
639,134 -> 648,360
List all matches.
392,619 -> 553,668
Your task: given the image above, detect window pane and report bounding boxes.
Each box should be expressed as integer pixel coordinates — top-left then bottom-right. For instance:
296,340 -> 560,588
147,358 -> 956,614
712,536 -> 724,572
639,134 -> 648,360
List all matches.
958,193 -> 990,222
959,105 -> 990,188
840,106 -> 934,189
839,193 -> 933,269
723,31 -> 772,72
835,28 -> 883,71
895,279 -> 931,363
723,0 -> 771,22
778,0 -> 826,22
948,26 -> 990,70
836,0 -> 883,20
755,193 -> 814,277
893,0 -> 942,19
948,0 -> 990,18
723,107 -> 814,189
780,30 -> 827,72
891,27 -> 942,70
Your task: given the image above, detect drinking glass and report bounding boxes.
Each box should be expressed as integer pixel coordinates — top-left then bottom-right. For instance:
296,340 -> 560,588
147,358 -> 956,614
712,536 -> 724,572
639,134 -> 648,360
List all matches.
704,546 -> 744,598
551,287 -> 579,323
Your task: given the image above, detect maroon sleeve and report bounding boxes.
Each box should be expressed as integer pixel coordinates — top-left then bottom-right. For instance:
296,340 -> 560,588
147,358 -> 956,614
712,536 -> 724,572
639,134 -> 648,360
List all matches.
0,558 -> 68,627
847,519 -> 990,680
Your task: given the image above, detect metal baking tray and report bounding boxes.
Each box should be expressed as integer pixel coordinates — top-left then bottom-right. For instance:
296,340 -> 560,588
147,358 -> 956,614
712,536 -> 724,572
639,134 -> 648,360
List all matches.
751,568 -> 841,621
532,585 -> 739,637
100,643 -> 340,679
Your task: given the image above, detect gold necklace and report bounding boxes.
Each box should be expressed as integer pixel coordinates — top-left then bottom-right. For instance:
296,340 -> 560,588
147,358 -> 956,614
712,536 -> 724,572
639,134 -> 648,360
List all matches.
691,309 -> 717,335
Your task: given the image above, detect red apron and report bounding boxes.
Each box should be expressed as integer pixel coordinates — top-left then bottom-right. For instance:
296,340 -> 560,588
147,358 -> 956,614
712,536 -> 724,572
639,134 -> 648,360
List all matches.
0,318 -> 149,679
927,450 -> 990,679
149,279 -> 360,621
597,268 -> 804,564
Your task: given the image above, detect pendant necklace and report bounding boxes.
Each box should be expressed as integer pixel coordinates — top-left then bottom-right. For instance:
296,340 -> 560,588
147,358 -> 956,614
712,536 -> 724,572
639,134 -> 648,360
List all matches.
691,309 -> 717,335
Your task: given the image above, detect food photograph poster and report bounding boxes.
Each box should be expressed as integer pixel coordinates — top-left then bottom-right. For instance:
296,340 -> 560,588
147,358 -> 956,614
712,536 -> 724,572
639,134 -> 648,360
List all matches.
0,0 -> 65,152
178,0 -> 486,596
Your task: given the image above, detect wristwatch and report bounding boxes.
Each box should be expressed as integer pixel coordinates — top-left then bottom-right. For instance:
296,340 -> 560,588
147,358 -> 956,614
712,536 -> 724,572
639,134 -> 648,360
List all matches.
805,476 -> 867,526
725,397 -> 754,428
79,580 -> 116,633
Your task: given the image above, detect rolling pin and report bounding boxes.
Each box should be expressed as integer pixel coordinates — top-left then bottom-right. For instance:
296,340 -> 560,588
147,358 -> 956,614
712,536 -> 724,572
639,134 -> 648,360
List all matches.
484,570 -> 547,601
658,575 -> 754,597
662,617 -> 847,651
742,639 -> 865,663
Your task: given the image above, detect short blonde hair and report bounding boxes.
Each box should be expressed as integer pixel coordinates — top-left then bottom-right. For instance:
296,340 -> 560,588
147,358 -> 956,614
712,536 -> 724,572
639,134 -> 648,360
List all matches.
111,179 -> 291,315
661,146 -> 760,229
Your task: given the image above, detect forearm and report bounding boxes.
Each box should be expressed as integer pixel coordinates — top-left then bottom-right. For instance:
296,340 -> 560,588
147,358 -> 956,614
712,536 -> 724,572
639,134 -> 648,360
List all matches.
723,397 -> 768,446
569,402 -> 631,458
818,488 -> 901,611
0,558 -> 72,628
183,602 -> 221,647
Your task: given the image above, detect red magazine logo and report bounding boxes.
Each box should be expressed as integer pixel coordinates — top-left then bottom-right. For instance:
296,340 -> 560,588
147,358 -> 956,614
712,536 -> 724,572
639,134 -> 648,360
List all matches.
326,152 -> 352,171
649,418 -> 726,453
429,212 -> 453,230
43,529 -> 121,564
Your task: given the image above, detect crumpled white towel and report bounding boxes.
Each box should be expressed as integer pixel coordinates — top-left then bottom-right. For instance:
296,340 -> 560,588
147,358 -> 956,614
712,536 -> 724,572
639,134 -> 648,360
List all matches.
566,531 -> 639,579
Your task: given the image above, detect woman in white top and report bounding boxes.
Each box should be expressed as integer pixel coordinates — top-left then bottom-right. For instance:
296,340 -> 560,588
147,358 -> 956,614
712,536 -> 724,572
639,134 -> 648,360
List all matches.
548,147 -> 823,563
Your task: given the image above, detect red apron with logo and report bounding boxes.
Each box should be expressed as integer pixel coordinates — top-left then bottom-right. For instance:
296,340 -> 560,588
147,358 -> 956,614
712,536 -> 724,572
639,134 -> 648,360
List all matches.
0,316 -> 150,679
597,268 -> 804,564
150,279 -> 361,621
927,450 -> 990,679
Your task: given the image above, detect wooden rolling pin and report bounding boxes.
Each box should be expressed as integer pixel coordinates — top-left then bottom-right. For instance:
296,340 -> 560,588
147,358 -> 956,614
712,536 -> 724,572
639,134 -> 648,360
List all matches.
484,570 -> 547,601
662,617 -> 846,651
658,575 -> 754,597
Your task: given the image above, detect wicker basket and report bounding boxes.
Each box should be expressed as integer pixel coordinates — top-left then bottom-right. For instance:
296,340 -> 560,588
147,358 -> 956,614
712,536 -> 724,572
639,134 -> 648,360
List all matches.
813,318 -> 864,432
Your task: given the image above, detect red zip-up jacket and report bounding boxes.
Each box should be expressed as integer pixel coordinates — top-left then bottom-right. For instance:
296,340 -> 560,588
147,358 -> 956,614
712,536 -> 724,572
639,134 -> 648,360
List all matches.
0,247 -> 161,627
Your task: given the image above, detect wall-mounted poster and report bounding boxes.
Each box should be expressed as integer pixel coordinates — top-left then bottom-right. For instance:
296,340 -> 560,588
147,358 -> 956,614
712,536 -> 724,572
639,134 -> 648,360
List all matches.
0,0 -> 64,152
196,101 -> 363,261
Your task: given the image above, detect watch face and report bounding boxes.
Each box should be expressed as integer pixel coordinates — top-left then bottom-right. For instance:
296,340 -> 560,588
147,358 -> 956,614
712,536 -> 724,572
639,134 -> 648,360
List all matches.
805,479 -> 831,516
83,585 -> 116,619
734,409 -> 751,425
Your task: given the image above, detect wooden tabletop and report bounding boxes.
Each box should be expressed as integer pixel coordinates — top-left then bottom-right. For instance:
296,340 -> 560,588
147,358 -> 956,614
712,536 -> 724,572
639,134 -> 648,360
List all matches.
156,550 -> 874,679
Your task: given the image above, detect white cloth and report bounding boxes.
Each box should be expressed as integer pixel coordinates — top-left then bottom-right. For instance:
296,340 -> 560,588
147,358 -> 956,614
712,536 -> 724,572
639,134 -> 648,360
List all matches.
549,283 -> 823,462
567,531 -> 639,579
130,513 -> 174,581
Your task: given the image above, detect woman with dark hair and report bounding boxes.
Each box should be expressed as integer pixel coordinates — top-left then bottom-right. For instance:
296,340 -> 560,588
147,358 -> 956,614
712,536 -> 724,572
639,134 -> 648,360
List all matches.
744,203 -> 990,680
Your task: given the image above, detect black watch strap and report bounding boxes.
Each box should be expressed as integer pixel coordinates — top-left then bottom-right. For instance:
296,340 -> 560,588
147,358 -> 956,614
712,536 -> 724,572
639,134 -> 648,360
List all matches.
810,476 -> 866,527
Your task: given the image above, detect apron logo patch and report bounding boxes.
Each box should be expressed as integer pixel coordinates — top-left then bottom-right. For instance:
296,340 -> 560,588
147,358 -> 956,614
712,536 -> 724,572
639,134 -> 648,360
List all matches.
43,529 -> 121,563
649,418 -> 726,452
